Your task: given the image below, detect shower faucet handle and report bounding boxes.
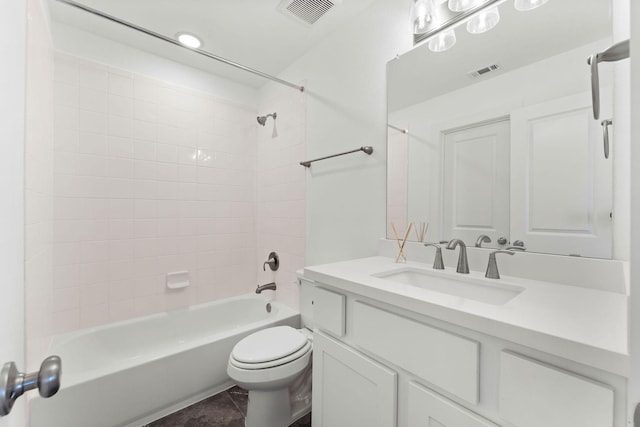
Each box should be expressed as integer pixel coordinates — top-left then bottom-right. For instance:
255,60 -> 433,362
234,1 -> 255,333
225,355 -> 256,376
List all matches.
263,252 -> 279,271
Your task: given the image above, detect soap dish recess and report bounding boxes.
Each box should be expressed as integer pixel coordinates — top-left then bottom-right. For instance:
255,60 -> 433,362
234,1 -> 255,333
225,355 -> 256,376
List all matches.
166,271 -> 190,289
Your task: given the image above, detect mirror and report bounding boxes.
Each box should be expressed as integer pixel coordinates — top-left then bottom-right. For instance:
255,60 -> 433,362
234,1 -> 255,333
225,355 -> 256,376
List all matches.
387,0 -> 618,258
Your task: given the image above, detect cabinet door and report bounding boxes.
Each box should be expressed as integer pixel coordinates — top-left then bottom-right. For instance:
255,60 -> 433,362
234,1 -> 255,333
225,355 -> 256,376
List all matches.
408,381 -> 499,427
312,331 -> 397,427
499,351 -> 614,427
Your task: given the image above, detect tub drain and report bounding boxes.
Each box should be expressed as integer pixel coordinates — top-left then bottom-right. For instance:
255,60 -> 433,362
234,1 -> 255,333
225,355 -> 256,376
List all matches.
266,303 -> 272,313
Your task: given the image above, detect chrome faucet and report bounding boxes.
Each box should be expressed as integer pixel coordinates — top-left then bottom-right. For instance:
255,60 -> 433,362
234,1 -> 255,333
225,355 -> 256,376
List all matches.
485,250 -> 515,279
446,239 -> 469,274
256,282 -> 277,293
424,243 -> 444,270
475,234 -> 491,248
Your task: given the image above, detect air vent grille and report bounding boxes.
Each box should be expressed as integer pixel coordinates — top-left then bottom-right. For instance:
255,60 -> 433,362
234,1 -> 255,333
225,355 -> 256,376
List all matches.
280,0 -> 335,26
469,64 -> 500,78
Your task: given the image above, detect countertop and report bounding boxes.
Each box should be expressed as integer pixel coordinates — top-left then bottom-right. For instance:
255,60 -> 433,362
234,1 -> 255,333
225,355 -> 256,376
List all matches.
303,256 -> 629,377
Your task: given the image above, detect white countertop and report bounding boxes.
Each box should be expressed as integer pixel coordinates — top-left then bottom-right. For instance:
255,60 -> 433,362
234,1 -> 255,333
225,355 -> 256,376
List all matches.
303,256 -> 629,377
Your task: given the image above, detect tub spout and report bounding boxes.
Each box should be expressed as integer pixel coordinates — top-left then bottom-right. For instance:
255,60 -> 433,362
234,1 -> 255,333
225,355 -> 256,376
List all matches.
256,282 -> 276,293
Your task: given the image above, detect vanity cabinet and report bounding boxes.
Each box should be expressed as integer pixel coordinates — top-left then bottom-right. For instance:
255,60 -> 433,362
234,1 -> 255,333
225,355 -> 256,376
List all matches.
311,331 -> 397,427
352,301 -> 479,404
498,351 -> 614,427
307,283 -> 624,427
408,381 -> 498,427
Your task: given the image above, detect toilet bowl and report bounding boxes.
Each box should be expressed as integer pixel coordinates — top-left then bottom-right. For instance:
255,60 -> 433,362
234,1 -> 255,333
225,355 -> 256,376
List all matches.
227,325 -> 313,427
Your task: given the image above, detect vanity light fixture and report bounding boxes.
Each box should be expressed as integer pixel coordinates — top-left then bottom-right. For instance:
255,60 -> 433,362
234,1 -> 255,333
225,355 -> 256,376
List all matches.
410,0 -> 432,34
513,0 -> 548,11
176,32 -> 202,49
466,5 -> 500,34
413,0 -> 549,51
428,29 -> 457,52
448,0 -> 483,12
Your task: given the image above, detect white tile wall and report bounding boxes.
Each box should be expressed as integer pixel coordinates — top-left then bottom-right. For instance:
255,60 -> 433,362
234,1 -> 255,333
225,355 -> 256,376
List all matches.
256,90 -> 307,310
51,53 -> 259,332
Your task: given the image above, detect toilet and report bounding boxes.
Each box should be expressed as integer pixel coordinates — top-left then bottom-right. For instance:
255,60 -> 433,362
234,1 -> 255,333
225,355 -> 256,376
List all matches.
227,322 -> 313,427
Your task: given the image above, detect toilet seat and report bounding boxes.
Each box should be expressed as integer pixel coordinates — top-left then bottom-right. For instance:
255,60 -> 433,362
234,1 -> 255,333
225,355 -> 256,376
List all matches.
230,341 -> 311,370
230,326 -> 311,370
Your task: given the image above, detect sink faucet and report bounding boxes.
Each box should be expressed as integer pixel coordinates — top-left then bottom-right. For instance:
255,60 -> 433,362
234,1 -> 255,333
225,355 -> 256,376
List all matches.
475,234 -> 491,247
485,250 -> 515,279
256,282 -> 277,293
446,239 -> 469,274
423,243 -> 444,270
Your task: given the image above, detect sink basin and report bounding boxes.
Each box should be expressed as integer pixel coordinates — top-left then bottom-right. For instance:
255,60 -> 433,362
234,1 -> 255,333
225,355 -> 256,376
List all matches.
373,267 -> 524,305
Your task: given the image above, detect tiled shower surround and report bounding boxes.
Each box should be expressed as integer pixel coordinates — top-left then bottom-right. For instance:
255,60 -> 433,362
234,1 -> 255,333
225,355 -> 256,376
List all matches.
49,53 -> 305,334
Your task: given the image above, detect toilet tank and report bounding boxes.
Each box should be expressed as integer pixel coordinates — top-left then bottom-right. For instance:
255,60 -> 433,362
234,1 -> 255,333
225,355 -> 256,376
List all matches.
298,274 -> 315,330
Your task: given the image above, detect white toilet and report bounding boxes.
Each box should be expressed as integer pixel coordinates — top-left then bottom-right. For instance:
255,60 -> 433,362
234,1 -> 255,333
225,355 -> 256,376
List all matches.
227,325 -> 313,427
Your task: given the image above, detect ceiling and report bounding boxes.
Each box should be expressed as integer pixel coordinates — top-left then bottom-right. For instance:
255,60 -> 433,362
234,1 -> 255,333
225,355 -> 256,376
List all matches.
48,0 -> 378,88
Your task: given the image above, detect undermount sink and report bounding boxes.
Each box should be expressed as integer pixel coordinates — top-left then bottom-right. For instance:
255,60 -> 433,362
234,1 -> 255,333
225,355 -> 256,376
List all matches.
373,267 -> 525,305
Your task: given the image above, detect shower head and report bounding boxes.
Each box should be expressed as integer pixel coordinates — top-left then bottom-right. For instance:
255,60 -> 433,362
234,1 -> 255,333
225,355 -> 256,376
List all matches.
257,112 -> 277,126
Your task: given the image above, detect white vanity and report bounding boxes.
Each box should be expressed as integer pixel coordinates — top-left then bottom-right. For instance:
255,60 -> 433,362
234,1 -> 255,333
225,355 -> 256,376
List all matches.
301,241 -> 628,427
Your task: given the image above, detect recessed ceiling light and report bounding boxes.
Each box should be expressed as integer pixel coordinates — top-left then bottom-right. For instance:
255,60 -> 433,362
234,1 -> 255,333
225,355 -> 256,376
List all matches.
176,32 -> 202,49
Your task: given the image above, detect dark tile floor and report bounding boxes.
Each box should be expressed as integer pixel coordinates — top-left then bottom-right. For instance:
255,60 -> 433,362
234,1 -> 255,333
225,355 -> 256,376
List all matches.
145,386 -> 311,427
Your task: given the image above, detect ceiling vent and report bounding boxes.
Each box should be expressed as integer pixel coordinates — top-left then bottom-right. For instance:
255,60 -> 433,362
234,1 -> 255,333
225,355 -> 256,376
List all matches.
469,63 -> 501,78
278,0 -> 336,26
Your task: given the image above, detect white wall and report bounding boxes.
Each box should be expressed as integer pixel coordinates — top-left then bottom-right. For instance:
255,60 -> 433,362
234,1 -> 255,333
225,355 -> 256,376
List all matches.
627,0 -> 640,422
260,0 -> 413,265
612,0 -> 631,261
0,0 -> 26,425
386,128 -> 409,239
25,0 -> 55,372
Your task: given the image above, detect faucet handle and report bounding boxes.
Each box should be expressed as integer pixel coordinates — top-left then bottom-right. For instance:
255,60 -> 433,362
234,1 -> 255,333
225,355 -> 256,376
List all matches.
485,250 -> 515,279
263,251 -> 279,271
424,243 -> 444,270
475,235 -> 492,247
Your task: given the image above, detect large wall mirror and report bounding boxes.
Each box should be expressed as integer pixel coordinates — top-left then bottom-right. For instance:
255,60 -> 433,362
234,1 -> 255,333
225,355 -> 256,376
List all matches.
387,0 -> 619,258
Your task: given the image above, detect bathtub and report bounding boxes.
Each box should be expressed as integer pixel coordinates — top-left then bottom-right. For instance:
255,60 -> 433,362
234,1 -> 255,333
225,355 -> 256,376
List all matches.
29,294 -> 300,427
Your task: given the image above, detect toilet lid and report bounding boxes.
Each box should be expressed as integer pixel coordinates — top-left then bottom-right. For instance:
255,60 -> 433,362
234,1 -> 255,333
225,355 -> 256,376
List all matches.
232,326 -> 308,364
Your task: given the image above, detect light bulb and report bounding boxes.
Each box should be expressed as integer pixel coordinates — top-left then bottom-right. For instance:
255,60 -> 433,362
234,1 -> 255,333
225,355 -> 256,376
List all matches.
176,32 -> 202,49
514,0 -> 549,11
411,0 -> 435,34
466,6 -> 500,33
428,29 -> 457,52
448,0 -> 483,12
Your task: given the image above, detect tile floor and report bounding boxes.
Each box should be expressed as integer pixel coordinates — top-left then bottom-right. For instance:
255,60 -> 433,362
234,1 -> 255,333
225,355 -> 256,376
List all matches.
145,386 -> 311,427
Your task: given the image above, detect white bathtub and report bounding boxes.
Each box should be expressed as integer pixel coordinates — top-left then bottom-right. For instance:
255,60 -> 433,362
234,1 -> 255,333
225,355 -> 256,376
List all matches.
29,294 -> 300,427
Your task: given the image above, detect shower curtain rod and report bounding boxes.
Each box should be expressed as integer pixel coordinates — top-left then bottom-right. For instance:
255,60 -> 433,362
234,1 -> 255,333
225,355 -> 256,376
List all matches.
56,0 -> 305,92
388,124 -> 408,134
